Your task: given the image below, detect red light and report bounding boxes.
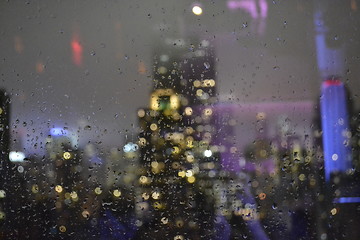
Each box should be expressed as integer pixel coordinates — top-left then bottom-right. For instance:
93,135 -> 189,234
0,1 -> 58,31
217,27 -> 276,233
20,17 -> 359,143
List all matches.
71,36 -> 83,66
323,79 -> 342,87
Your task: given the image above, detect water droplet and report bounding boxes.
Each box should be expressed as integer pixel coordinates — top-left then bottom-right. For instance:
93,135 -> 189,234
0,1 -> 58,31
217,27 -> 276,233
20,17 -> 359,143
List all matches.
17,166 -> 24,173
204,62 -> 210,69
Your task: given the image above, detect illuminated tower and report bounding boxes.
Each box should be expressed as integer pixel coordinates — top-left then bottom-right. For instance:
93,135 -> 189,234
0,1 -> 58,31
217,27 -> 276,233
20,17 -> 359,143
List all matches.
320,78 -> 352,182
135,39 -> 219,240
320,78 -> 360,239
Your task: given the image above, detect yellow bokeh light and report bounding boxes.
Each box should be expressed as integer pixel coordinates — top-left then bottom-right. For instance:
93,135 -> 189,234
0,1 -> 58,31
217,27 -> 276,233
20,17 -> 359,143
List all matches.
192,5 -> 203,15
299,173 -> 306,181
65,192 -> 71,199
151,161 -> 159,168
82,210 -> 90,218
63,152 -> 71,160
113,189 -> 122,197
174,235 -> 184,240
142,192 -> 150,200
157,66 -> 167,74
256,112 -> 266,120
138,109 -> 145,118
70,191 -> 78,199
0,190 -> 5,198
55,185 -> 63,193
94,187 -> 102,195
203,108 -> 213,116
31,185 -> 39,194
185,127 -> 194,135
187,176 -> 196,183
170,94 -> 180,110
331,208 -> 337,215
161,217 -> 169,224
172,146 -> 180,154
175,219 -> 184,228
138,137 -> 147,146
153,201 -> 164,210
139,176 -> 150,184
150,123 -> 158,131
186,154 -> 194,163
186,136 -> 194,148
59,225 -> 66,233
172,162 -> 180,169
152,191 -> 160,200
178,171 -> 186,178
185,107 -> 193,116
193,80 -> 201,87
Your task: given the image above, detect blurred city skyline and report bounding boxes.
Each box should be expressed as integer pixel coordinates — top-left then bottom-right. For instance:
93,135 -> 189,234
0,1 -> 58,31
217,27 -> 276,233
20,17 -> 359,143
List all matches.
0,0 -> 359,153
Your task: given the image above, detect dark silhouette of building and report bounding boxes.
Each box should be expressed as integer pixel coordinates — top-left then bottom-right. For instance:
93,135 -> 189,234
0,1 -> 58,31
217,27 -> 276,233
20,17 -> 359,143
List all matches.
134,39 -> 220,240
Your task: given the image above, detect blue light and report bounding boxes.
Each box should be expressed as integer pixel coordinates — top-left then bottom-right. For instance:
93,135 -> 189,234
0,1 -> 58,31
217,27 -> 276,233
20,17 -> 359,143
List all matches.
50,128 -> 68,136
333,197 -> 360,204
320,80 -> 352,182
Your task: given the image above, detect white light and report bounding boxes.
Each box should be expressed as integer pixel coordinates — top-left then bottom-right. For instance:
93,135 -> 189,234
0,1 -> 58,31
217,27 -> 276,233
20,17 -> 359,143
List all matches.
204,150 -> 212,157
160,54 -> 169,62
9,151 -> 25,162
192,5 -> 203,15
50,128 -> 68,136
123,142 -> 138,153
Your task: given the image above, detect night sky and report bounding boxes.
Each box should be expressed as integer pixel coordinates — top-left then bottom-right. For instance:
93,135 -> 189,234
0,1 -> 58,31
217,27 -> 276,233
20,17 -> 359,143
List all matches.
0,0 -> 359,154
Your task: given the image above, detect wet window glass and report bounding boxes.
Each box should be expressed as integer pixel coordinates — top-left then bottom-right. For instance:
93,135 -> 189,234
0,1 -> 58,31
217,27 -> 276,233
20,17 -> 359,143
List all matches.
0,1 -> 360,239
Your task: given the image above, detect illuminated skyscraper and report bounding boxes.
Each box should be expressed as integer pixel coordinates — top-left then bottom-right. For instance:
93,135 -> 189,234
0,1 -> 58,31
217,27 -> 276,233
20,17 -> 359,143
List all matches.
320,78 -> 352,182
320,78 -> 360,239
135,39 -> 220,239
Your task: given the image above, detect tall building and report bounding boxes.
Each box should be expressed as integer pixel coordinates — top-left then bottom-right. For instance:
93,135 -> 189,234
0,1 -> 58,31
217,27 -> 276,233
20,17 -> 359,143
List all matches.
45,129 -> 85,237
320,78 -> 352,183
319,77 -> 360,239
0,90 -> 28,239
134,39 -> 220,240
0,89 -> 11,237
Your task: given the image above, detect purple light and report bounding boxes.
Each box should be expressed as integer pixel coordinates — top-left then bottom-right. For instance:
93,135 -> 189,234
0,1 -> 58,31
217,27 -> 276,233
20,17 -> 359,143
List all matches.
227,0 -> 267,18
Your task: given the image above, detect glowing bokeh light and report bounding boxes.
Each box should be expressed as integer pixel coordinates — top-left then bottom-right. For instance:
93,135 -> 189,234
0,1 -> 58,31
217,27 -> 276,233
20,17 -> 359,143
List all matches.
192,5 -> 203,15
9,151 -> 25,162
204,149 -> 212,157
55,185 -> 63,193
113,189 -> 122,197
71,35 -> 83,66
